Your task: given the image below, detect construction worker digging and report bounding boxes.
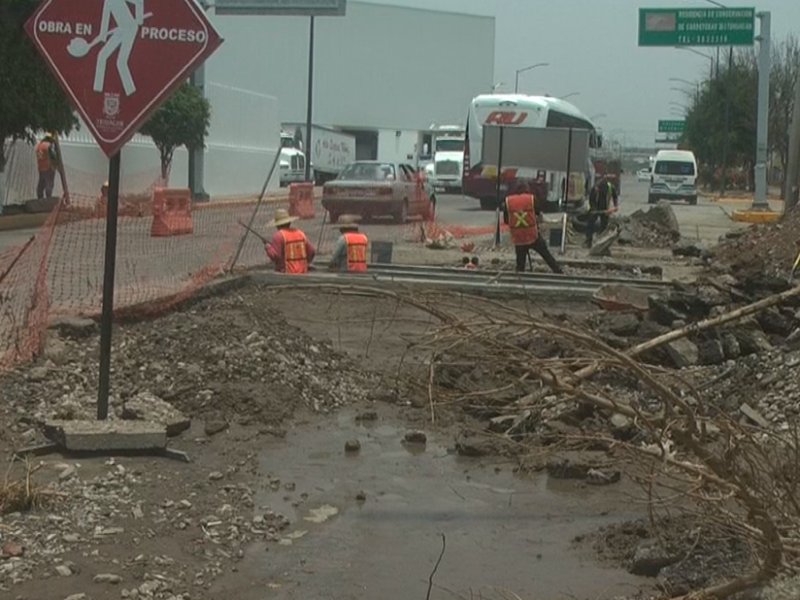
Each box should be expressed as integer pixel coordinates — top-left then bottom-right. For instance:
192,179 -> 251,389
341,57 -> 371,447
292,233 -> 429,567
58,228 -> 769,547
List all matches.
265,208 -> 316,274
330,215 -> 368,272
35,132 -> 59,201
503,181 -> 563,274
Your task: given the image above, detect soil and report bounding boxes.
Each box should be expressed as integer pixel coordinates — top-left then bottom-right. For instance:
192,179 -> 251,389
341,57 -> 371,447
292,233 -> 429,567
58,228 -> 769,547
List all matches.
0,281 -> 782,600
712,205 -> 800,280
580,515 -> 753,597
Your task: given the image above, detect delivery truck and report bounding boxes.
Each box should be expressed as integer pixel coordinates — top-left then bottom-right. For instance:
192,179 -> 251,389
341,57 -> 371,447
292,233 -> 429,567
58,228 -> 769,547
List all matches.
283,124 -> 356,186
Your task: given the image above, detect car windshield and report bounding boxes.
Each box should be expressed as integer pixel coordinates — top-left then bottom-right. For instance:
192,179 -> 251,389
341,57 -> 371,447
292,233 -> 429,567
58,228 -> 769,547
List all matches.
338,162 -> 396,181
435,139 -> 465,152
655,160 -> 695,176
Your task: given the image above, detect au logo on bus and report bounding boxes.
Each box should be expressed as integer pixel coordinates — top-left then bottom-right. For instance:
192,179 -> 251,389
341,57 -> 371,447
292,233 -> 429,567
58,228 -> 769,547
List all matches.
484,111 -> 528,125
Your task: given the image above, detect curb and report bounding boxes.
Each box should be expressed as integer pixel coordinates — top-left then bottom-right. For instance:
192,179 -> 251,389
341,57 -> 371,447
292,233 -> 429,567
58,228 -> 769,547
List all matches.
730,210 -> 783,224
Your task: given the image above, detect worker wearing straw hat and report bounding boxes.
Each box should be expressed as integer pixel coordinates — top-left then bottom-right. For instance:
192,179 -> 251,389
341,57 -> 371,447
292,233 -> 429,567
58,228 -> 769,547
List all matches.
329,215 -> 368,272
265,208 -> 316,274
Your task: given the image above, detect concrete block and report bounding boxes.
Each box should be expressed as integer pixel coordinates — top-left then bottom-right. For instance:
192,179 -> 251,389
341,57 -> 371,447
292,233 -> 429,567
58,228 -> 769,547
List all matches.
44,420 -> 167,452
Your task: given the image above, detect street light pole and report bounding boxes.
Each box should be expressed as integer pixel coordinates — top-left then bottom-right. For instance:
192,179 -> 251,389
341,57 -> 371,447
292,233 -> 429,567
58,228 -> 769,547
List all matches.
304,16 -> 315,183
752,11 -> 771,209
514,62 -> 549,93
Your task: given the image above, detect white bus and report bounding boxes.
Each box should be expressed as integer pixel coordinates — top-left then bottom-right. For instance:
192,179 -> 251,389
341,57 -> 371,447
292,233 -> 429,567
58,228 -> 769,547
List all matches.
462,94 -> 602,211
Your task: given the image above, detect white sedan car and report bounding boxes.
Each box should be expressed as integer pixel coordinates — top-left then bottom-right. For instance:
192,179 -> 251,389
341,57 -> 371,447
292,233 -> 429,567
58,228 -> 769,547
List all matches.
637,168 -> 651,182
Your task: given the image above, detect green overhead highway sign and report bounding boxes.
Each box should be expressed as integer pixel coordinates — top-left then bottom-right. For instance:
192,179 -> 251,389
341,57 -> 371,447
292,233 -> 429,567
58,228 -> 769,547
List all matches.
658,120 -> 686,133
638,7 -> 755,47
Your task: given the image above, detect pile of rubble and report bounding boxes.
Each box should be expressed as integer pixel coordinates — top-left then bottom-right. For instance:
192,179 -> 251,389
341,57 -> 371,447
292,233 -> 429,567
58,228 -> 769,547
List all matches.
0,284 -> 377,435
712,205 -> 800,278
611,202 -> 682,249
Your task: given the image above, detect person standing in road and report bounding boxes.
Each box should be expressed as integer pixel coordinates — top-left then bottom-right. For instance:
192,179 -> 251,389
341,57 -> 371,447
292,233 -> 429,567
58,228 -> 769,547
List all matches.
265,208 -> 316,274
503,181 -> 563,274
585,177 -> 619,248
35,132 -> 59,201
329,215 -> 369,272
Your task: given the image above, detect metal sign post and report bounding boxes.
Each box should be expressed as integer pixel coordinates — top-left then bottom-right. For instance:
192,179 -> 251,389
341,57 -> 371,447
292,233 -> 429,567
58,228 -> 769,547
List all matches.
752,11 -> 771,209
494,127 -> 504,247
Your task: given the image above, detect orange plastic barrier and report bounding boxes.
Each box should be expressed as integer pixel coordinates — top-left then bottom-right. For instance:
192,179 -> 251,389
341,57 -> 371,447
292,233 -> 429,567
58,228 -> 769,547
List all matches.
150,187 -> 194,237
288,182 -> 315,220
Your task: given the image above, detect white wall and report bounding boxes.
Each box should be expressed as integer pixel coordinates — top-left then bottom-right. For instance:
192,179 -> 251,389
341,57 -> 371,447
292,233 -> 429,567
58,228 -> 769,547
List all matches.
206,1 -> 494,131
2,82 -> 280,206
377,130 -> 421,164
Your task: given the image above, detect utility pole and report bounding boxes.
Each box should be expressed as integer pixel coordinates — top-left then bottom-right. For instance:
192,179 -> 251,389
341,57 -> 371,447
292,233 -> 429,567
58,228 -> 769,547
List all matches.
786,60 -> 800,210
752,12 -> 771,209
188,0 -> 210,201
304,16 -> 315,183
720,46 -> 732,196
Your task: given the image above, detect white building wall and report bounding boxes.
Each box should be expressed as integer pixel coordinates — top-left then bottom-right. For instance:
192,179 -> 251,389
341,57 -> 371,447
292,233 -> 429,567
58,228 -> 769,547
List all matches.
206,1 -> 494,131
2,83 -> 280,206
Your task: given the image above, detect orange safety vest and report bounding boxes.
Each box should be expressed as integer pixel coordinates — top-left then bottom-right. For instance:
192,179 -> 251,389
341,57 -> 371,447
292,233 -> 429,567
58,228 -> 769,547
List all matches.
36,141 -> 52,172
280,229 -> 309,274
344,232 -> 368,272
505,193 -> 538,246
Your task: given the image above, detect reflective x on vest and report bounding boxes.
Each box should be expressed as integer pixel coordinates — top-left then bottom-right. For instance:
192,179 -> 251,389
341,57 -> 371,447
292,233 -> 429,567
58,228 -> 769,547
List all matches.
344,233 -> 368,272
280,229 -> 308,274
513,211 -> 530,228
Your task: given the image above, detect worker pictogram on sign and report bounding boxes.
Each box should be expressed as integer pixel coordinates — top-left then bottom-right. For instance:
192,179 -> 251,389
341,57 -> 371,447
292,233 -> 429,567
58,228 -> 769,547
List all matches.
25,0 -> 223,158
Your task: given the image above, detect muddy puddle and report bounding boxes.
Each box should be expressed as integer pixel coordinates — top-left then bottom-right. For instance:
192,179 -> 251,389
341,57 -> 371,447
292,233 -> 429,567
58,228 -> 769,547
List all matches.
210,411 -> 650,599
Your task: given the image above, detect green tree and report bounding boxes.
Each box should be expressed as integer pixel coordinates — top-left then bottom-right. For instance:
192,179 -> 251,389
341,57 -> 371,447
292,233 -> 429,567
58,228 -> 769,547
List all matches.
0,0 -> 77,203
139,83 -> 211,181
681,37 -> 798,193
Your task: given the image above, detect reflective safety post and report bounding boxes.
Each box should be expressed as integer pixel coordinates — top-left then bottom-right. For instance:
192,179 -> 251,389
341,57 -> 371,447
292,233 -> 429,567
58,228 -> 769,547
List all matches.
97,151 -> 121,420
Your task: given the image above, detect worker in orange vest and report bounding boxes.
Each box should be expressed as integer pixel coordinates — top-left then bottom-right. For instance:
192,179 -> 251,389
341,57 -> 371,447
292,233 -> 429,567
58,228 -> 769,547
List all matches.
503,181 -> 563,273
35,132 -> 59,200
330,215 -> 368,272
265,208 -> 316,274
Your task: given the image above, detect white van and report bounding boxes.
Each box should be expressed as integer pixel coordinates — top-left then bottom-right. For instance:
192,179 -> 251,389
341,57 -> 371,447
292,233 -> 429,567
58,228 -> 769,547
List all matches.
648,150 -> 698,205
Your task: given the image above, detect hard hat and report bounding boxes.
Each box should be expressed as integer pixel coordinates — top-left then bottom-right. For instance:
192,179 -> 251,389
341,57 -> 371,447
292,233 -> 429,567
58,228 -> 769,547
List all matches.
44,132 -> 55,140
102,181 -> 109,188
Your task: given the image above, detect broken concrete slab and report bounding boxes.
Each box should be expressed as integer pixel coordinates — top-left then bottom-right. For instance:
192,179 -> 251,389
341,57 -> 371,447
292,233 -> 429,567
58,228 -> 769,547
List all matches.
740,403 -> 770,429
119,391 -> 190,438
44,419 -> 167,452
589,228 -> 620,257
49,317 -> 97,340
665,338 -> 699,368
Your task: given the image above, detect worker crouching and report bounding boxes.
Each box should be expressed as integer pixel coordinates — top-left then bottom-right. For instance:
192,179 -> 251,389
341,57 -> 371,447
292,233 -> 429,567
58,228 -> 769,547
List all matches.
503,181 -> 563,274
330,215 -> 368,272
265,208 -> 316,274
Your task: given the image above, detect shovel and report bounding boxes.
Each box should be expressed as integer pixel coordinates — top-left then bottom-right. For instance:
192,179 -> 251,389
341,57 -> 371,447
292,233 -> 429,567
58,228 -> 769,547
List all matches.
67,12 -> 153,58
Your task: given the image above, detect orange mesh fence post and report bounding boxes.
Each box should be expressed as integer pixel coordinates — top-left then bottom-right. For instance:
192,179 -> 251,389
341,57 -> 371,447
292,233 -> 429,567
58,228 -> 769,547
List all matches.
288,182 -> 315,220
150,188 -> 193,237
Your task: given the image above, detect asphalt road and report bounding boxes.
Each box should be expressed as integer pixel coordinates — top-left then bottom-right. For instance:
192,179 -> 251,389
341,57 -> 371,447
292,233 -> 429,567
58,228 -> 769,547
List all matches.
434,175 -> 750,245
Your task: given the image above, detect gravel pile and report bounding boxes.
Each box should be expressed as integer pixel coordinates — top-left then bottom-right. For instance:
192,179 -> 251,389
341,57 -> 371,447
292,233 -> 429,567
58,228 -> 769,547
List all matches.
0,284 -> 377,433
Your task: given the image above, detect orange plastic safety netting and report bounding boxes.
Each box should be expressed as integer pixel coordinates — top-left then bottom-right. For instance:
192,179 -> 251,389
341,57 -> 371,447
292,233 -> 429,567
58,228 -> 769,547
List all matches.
1,162 -> 482,371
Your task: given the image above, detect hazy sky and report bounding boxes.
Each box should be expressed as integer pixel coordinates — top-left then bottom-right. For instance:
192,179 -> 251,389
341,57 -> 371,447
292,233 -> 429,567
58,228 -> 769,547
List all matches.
368,0 -> 800,146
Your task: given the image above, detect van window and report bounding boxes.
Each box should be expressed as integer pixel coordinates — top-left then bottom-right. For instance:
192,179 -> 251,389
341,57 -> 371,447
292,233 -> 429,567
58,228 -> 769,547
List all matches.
655,161 -> 695,176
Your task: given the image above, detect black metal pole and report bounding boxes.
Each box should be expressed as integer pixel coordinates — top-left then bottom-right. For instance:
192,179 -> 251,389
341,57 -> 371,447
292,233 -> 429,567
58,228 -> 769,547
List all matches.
494,127 -> 504,246
563,128 -> 573,212
97,151 -> 121,420
304,16 -> 315,183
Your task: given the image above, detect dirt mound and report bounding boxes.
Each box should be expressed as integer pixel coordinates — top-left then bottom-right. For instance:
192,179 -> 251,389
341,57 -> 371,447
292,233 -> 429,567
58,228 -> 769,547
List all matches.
612,202 -> 682,248
0,283 -> 376,433
712,206 -> 800,279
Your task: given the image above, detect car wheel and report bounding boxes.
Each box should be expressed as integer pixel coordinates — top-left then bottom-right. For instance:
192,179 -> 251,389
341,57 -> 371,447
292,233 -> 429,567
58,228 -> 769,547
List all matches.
328,211 -> 339,224
394,200 -> 409,224
479,198 -> 496,211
